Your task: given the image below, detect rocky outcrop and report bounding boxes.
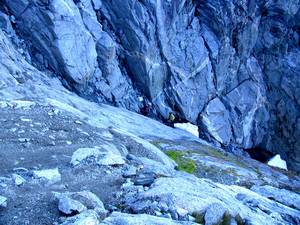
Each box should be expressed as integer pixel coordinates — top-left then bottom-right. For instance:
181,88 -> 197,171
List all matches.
1,0 -> 299,170
0,18 -> 300,224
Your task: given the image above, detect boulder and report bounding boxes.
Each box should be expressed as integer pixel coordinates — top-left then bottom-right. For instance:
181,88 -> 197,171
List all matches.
60,210 -> 100,225
101,212 -> 197,225
251,185 -> 300,211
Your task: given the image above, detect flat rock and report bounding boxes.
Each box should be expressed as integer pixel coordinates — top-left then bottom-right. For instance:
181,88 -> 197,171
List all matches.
251,185 -> 300,210
71,146 -> 125,166
33,168 -> 61,184
71,147 -> 102,166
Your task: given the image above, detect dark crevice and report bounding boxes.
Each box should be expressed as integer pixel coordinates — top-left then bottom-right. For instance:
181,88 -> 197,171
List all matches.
245,147 -> 275,163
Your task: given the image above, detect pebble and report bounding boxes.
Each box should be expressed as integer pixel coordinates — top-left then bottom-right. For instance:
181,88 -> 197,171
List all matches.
20,118 -> 31,122
18,138 -> 30,143
0,195 -> 7,208
75,120 -> 82,125
12,174 -> 26,186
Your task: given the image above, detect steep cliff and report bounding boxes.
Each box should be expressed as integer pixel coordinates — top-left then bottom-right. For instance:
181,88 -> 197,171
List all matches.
0,0 -> 299,171
0,1 -> 300,224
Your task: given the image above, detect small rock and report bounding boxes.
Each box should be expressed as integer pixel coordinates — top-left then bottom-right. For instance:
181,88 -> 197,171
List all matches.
49,135 -> 56,140
0,195 -> 7,208
122,165 -> 137,178
60,210 -> 99,225
75,120 -> 83,125
188,215 -> 196,222
71,147 -> 101,166
71,146 -> 124,167
97,151 -> 125,166
177,207 -> 189,217
132,172 -> 156,186
55,191 -> 107,219
58,196 -> 87,215
11,100 -> 35,109
66,141 -> 72,145
12,174 -> 26,186
20,118 -> 31,122
33,168 -> 61,184
48,109 -> 60,116
18,138 -> 30,143
204,203 -> 227,225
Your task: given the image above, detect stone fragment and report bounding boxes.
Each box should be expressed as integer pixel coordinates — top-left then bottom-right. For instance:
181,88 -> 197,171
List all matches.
60,210 -> 100,225
0,196 -> 7,208
204,203 -> 227,225
33,168 -> 61,184
12,174 -> 26,186
71,146 -> 124,166
58,196 -> 87,215
54,191 -> 107,219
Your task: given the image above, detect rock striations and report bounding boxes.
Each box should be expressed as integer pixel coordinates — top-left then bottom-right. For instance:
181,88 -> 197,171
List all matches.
0,0 -> 299,225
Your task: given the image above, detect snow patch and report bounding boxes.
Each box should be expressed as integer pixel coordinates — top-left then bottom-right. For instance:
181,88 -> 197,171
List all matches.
267,154 -> 287,170
174,123 -> 199,137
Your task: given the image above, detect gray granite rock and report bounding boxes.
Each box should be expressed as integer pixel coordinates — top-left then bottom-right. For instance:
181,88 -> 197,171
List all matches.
58,195 -> 87,215
60,210 -> 100,225
33,168 -> 61,184
121,176 -> 300,225
200,98 -> 232,145
71,146 -> 125,166
101,212 -> 197,225
251,185 -> 300,211
2,0 -> 300,171
204,203 -> 228,225
54,191 -> 107,219
0,195 -> 7,208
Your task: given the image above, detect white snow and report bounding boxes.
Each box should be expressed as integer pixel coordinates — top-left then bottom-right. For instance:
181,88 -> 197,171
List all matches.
174,123 -> 199,137
267,154 -> 287,170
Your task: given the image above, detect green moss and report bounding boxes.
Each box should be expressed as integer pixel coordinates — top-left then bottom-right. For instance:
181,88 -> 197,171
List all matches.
166,150 -> 197,174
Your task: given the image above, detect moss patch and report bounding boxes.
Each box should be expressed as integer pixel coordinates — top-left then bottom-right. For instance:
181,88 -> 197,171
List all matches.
166,150 -> 197,174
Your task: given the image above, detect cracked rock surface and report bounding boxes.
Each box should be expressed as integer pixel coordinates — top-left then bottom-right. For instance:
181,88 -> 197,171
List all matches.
0,0 -> 299,170
0,1 -> 300,225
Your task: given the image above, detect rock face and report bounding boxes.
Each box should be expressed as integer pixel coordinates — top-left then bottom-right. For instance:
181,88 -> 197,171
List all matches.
1,0 -> 299,171
0,18 -> 299,224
